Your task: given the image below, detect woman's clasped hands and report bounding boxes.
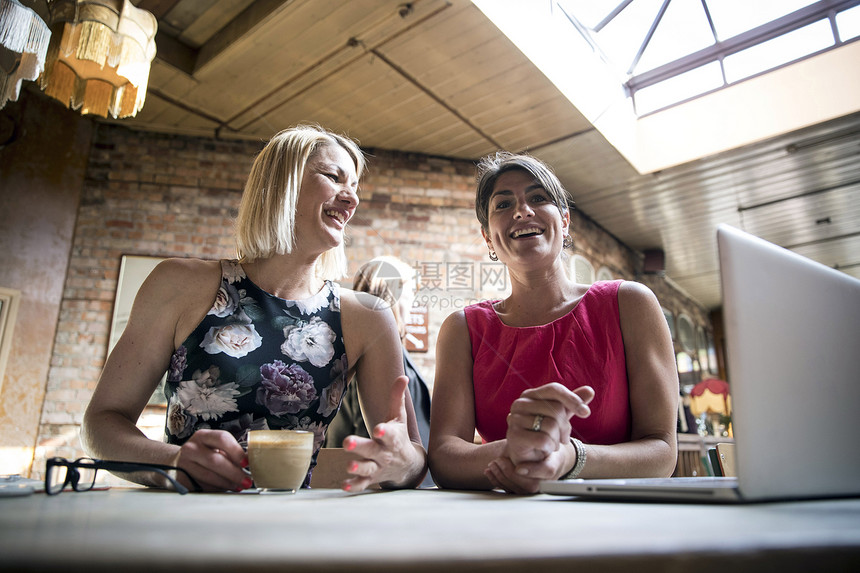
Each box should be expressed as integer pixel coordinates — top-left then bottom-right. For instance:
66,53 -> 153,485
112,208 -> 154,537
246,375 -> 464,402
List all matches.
485,383 -> 595,494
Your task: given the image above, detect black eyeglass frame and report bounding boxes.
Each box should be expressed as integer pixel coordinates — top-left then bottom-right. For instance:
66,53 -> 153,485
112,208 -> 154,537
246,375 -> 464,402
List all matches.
45,457 -> 202,495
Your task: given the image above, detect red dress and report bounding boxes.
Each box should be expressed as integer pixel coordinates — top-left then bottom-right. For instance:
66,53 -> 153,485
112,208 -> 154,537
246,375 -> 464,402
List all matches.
464,280 -> 631,445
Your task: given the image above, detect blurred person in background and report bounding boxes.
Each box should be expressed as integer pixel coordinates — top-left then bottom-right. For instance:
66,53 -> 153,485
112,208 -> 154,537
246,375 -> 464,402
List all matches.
324,256 -> 433,488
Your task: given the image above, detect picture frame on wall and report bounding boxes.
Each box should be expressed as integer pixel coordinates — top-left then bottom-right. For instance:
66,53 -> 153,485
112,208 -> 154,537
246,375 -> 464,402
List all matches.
109,255 -> 167,406
0,286 -> 22,395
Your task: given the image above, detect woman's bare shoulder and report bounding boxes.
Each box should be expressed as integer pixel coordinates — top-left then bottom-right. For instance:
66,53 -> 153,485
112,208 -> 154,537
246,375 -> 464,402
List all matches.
339,287 -> 393,320
618,281 -> 657,304
142,258 -> 221,292
149,257 -> 221,281
136,258 -> 224,313
337,286 -> 401,371
132,258 -> 226,344
437,309 -> 469,345
617,280 -> 659,306
440,308 -> 467,328
617,280 -> 667,333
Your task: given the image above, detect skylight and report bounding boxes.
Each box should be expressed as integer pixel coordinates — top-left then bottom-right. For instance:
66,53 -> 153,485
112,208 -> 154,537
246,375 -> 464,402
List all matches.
556,0 -> 860,115
473,0 -> 860,172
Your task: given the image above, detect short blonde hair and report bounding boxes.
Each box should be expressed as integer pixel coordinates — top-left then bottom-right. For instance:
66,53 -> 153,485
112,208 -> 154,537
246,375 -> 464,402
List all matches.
235,124 -> 366,279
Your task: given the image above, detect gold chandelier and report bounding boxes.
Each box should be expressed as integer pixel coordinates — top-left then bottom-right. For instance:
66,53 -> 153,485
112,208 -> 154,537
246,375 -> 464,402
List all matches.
0,0 -> 51,108
40,0 -> 157,118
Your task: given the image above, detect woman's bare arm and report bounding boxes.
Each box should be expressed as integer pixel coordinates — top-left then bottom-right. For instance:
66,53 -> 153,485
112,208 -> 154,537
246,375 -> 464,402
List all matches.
427,310 -> 510,490
82,258 -> 249,491
574,281 -> 679,478
339,290 -> 427,490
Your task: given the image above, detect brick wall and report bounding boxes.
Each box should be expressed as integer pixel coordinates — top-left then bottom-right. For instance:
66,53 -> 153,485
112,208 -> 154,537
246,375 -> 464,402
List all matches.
35,128 -> 257,471
33,124 -> 713,476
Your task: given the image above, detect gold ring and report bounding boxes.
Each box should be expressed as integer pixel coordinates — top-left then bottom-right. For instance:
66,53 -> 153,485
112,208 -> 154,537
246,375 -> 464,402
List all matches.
531,414 -> 544,432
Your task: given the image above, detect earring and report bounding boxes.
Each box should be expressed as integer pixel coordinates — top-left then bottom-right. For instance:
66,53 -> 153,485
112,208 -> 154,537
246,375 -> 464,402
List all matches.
563,235 -> 573,249
488,249 -> 499,262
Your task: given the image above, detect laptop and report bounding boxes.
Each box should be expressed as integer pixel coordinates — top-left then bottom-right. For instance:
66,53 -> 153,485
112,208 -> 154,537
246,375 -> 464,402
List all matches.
540,224 -> 860,502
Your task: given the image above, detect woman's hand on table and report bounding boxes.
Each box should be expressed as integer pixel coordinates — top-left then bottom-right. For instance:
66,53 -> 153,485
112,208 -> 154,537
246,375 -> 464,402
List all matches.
486,383 -> 594,494
484,449 -> 573,495
503,383 -> 594,466
341,376 -> 427,491
175,429 -> 251,492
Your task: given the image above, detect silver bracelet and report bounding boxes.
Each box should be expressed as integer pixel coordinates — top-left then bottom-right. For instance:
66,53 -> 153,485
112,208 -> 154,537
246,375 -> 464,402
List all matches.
563,437 -> 587,480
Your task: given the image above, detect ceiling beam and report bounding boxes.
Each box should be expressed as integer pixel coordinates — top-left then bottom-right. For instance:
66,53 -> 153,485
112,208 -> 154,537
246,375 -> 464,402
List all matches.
196,0 -> 296,72
136,0 -> 183,20
369,48 -> 503,150
146,0 -> 296,76
153,29 -> 198,74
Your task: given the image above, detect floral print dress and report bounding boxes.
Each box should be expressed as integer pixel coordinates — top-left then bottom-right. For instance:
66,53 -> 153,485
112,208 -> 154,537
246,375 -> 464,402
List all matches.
164,260 -> 349,486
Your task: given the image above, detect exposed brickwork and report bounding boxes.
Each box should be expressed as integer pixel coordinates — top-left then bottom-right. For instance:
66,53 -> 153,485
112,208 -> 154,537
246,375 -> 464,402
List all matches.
34,127 -> 258,476
33,124 -> 713,477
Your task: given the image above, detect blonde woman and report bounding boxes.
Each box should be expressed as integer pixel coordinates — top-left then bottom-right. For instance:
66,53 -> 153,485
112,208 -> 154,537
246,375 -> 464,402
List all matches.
83,125 -> 427,492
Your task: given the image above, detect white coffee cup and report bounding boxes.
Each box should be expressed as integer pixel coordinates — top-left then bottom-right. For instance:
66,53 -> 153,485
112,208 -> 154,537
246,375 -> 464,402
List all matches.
247,430 -> 314,494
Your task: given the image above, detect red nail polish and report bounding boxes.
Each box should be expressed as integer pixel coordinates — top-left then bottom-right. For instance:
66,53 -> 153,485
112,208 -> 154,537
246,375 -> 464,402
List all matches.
242,477 -> 253,489
345,439 -> 356,451
241,457 -> 249,468
349,461 -> 359,472
344,483 -> 352,492
375,427 -> 385,438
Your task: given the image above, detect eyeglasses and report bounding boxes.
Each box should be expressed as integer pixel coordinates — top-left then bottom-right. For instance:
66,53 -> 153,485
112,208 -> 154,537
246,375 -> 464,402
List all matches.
45,457 -> 202,495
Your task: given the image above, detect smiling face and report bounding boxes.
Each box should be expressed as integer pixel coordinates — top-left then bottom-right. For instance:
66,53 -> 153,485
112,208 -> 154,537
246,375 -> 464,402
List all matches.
483,169 -> 570,267
294,143 -> 360,254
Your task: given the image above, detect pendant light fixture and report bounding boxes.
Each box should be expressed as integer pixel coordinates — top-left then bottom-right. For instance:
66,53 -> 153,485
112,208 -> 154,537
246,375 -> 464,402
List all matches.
0,0 -> 51,109
39,0 -> 157,118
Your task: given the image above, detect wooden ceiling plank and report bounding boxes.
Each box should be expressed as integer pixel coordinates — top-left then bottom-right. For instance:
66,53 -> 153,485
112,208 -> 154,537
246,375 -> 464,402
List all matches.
195,0 -> 301,72
180,0 -> 256,48
215,2 -> 453,129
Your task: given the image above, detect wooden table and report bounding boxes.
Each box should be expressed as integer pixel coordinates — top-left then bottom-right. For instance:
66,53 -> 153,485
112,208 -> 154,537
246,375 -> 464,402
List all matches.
1,487 -> 859,572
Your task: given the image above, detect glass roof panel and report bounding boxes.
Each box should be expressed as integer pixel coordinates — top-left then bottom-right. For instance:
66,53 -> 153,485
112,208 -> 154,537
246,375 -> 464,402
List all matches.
723,18 -> 834,83
634,61 -> 724,115
706,0 -> 819,41
589,0 -> 664,76
635,0 -> 716,74
549,0 -> 859,116
564,0 -> 623,29
837,4 -> 860,40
